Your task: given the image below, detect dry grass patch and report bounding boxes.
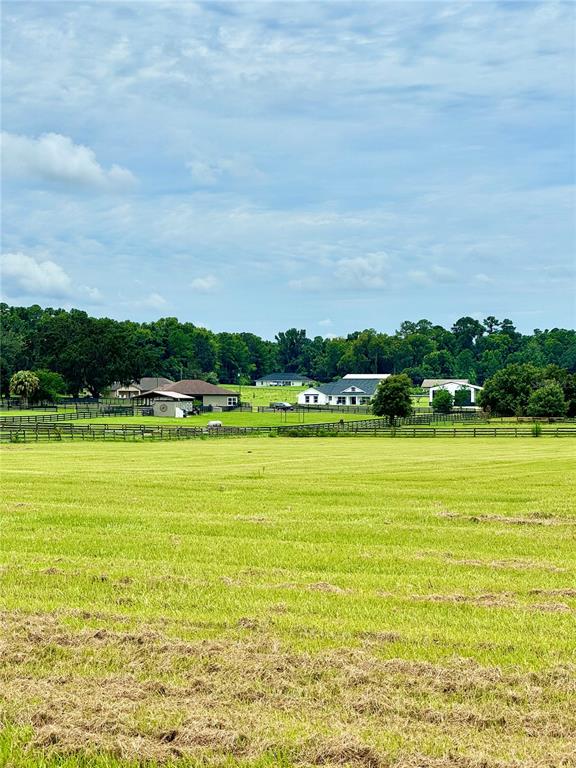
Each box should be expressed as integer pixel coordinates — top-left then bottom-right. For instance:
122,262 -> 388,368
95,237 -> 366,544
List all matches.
2,612 -> 576,767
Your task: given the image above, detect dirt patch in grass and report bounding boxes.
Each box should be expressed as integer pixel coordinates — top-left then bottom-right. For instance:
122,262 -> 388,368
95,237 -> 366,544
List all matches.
409,594 -> 572,613
438,512 -> 576,527
308,582 -> 351,594
444,556 -> 567,573
2,611 -> 576,766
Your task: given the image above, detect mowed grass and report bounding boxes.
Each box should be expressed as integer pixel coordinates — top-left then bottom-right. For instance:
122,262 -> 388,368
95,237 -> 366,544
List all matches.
223,384 -> 308,407
69,411 -> 375,428
1,439 -> 575,767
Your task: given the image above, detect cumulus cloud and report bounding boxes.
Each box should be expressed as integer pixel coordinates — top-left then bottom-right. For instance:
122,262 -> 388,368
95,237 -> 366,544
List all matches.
190,274 -> 219,293
1,132 -> 136,190
334,251 -> 391,290
1,251 -> 73,296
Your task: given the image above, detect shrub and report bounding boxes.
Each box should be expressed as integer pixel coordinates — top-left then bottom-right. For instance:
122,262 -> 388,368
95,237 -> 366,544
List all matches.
432,389 -> 453,414
527,382 -> 568,418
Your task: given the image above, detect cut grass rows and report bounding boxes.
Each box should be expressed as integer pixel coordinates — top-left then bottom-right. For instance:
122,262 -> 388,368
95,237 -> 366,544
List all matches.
1,439 -> 575,767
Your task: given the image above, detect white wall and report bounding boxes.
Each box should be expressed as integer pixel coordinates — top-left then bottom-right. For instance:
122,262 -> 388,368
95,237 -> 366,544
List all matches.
257,379 -> 307,386
428,383 -> 480,404
297,390 -> 371,406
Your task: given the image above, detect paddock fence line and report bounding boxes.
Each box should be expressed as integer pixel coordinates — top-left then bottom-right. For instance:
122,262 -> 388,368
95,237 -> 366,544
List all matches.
2,419 -> 576,443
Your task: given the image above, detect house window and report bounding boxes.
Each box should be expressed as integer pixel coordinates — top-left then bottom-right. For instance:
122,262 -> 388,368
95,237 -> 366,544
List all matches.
313,395 -> 318,403
305,395 -> 310,403
337,397 -> 346,405
227,397 -> 237,406
350,396 -> 357,405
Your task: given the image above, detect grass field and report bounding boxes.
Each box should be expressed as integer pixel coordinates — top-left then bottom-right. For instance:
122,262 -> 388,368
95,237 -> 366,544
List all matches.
1,439 -> 575,767
65,411 -> 377,428
224,385 -> 308,407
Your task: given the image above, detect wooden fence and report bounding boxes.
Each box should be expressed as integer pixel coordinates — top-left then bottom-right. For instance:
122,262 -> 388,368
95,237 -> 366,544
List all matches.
2,419 -> 576,443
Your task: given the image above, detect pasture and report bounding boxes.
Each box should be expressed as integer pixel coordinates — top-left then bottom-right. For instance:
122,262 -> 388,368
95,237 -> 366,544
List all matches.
224,384 -> 307,407
1,439 -> 575,767
65,410 -> 376,428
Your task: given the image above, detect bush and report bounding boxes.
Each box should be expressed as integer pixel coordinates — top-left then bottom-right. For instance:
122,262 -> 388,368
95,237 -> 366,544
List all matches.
527,382 -> 568,417
432,389 -> 453,413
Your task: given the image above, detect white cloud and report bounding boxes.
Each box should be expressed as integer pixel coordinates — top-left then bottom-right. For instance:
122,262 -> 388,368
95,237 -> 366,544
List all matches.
407,265 -> 457,285
82,286 -> 104,302
1,251 -> 72,296
318,318 -> 333,327
140,292 -> 167,309
473,273 -> 495,285
1,132 -> 136,190
186,154 -> 264,185
334,251 -> 391,289
190,274 -> 219,293
288,276 -> 323,292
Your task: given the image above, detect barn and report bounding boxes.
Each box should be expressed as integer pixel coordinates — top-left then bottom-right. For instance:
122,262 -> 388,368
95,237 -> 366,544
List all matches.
136,379 -> 239,412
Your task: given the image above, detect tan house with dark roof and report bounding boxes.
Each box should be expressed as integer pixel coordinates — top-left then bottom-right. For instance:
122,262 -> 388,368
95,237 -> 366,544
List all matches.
136,379 -> 239,412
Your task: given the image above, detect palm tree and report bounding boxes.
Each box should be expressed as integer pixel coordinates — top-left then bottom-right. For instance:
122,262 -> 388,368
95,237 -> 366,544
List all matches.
9,370 -> 40,407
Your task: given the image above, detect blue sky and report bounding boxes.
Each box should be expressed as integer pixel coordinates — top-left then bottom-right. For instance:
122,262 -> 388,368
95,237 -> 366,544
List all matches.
1,0 -> 574,337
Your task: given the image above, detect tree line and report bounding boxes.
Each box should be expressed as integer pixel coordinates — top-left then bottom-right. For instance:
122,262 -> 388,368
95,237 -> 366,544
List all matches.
2,303 -> 576,398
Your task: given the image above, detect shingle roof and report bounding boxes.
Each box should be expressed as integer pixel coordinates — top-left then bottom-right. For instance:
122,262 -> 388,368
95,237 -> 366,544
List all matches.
139,379 -> 238,397
256,372 -> 313,381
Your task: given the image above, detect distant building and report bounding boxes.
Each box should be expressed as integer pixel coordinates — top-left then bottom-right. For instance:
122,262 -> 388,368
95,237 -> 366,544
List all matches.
421,379 -> 483,405
255,372 -> 314,387
297,374 -> 390,407
136,379 -> 239,411
110,377 -> 174,399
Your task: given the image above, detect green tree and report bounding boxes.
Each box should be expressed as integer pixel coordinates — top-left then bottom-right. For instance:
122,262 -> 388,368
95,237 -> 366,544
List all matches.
432,389 -> 453,413
371,374 -> 413,425
9,370 -> 40,405
526,382 -> 568,417
453,386 -> 472,407
478,364 -> 543,416
275,328 -> 309,372
32,370 -> 67,403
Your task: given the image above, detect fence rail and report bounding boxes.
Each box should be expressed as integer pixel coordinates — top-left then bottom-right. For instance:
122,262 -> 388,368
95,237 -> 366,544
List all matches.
2,419 -> 576,443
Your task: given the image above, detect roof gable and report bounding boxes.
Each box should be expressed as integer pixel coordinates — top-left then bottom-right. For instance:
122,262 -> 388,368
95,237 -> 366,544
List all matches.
140,379 -> 238,397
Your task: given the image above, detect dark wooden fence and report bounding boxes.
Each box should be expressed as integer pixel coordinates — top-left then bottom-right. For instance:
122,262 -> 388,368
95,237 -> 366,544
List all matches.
2,419 -> 576,443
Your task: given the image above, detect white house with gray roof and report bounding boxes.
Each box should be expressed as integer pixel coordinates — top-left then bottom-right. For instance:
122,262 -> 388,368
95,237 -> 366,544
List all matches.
297,374 -> 390,407
255,372 -> 314,386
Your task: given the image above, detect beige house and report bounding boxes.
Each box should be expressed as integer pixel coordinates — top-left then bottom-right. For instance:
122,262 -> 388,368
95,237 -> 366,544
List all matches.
110,377 -> 174,399
136,379 -> 239,410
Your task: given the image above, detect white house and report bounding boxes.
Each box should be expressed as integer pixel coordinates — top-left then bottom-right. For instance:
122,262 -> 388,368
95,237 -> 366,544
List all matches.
422,379 -> 483,405
255,372 -> 314,387
297,374 -> 390,407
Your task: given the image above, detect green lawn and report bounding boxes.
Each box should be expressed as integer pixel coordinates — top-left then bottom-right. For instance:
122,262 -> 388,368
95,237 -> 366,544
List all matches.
1,439 -> 575,767
224,384 -> 308,407
67,411 -> 377,428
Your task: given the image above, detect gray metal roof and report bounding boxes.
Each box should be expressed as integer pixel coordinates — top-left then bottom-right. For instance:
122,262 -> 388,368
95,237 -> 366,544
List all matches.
315,378 -> 383,396
111,377 -> 174,392
421,378 -> 470,388
256,372 -> 313,381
